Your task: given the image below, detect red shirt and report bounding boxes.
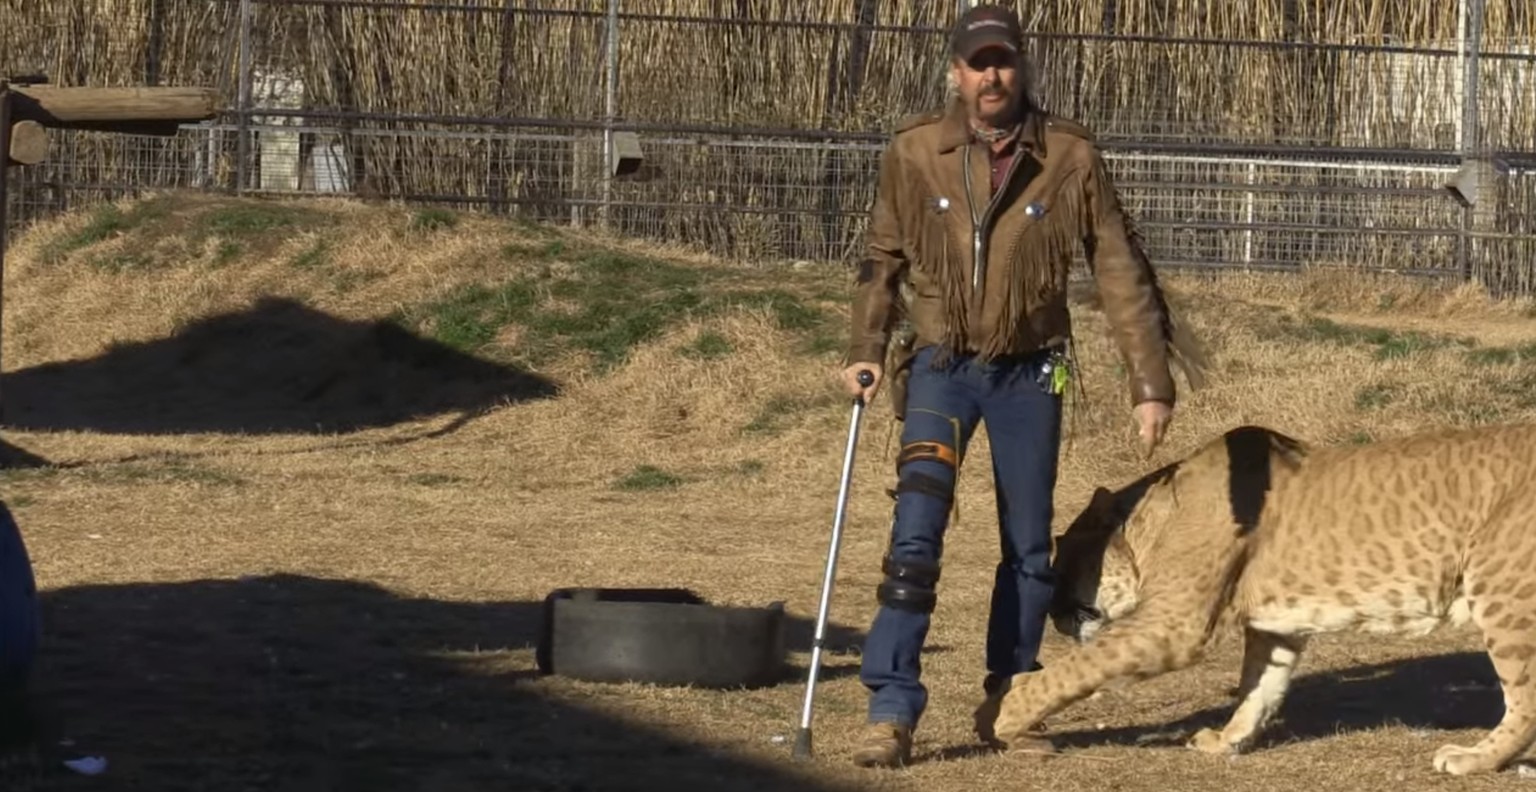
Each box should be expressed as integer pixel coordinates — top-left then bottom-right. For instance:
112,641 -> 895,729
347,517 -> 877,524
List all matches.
989,138 -> 1019,193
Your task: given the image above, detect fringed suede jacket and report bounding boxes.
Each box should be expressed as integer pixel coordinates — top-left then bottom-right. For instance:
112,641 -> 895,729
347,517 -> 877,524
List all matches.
848,99 -> 1205,415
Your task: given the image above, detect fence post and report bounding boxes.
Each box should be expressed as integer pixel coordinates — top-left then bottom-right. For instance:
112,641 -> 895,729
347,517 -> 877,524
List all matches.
1243,162 -> 1256,268
1455,0 -> 1466,151
601,0 -> 619,230
235,0 -> 253,194
1455,0 -> 1484,281
0,89 -> 11,418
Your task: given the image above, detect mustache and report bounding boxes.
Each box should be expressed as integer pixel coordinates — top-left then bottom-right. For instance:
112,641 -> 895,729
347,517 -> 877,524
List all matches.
979,84 -> 1008,98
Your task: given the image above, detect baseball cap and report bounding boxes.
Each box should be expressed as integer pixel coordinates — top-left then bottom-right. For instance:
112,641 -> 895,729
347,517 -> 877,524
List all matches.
951,4 -> 1023,60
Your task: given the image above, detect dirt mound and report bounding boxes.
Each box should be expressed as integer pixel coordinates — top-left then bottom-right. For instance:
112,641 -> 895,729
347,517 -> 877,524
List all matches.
0,191 -> 845,440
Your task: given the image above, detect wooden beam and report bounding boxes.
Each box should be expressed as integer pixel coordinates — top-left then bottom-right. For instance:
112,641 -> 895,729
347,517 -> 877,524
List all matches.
7,85 -> 219,134
7,120 -> 46,165
0,94 -> 11,417
0,82 -> 219,423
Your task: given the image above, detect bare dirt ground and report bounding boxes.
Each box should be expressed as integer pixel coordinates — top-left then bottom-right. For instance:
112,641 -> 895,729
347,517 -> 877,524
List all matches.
3,193 -> 1536,791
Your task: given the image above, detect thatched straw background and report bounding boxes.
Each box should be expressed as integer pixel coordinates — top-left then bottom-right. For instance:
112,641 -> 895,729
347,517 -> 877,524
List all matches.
1,0 -> 1533,283
3,0 -> 1532,145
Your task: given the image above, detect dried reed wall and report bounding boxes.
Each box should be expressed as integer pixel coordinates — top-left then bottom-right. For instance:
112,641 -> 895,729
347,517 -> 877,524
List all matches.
3,0 -> 1532,146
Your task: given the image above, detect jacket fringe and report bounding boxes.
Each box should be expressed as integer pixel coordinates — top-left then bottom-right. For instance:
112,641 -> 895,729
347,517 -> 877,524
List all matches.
914,199 -> 969,367
979,169 -> 1086,360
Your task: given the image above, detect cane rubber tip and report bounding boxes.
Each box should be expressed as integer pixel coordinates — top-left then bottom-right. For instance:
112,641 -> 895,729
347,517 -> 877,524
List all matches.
857,370 -> 874,387
791,728 -> 813,759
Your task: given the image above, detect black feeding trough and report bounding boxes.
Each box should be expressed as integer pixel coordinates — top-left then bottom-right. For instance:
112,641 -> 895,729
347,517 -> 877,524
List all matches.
536,588 -> 788,689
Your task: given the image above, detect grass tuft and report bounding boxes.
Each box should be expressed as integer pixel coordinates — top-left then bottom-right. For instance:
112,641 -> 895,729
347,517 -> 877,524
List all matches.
1466,343 -> 1536,366
399,245 -> 834,372
614,465 -> 685,491
680,331 -> 734,360
38,198 -> 173,264
200,204 -> 303,236
1276,315 -> 1476,360
1354,383 -> 1399,411
410,208 -> 459,232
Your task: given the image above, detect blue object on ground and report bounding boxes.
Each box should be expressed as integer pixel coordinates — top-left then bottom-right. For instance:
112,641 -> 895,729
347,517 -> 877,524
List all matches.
0,501 -> 39,697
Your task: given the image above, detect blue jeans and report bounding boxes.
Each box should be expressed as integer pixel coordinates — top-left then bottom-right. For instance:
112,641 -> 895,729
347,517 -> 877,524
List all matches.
860,344 -> 1062,728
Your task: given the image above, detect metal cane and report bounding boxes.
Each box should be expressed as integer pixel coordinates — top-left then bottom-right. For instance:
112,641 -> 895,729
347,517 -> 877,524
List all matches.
792,369 -> 874,760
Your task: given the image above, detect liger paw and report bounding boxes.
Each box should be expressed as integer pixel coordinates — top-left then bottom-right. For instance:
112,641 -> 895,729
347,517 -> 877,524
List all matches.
1432,744 -> 1500,776
1186,727 -> 1235,755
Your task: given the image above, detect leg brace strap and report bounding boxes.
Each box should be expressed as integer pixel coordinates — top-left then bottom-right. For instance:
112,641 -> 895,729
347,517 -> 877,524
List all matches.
883,555 -> 941,587
896,440 -> 958,470
877,580 -> 938,613
885,470 -> 954,505
877,555 -> 941,613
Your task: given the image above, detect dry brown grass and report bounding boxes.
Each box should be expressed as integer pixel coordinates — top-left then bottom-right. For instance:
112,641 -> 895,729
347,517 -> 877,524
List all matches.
3,193 -> 1536,790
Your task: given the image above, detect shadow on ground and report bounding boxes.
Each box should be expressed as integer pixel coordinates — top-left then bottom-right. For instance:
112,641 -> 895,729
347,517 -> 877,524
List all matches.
5,570 -> 870,791
927,651 -> 1500,766
0,439 -> 49,470
1046,650 -> 1500,752
0,297 -> 557,436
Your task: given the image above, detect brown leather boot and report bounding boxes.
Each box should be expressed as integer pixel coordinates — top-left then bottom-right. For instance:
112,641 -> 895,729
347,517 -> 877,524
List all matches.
851,722 -> 913,768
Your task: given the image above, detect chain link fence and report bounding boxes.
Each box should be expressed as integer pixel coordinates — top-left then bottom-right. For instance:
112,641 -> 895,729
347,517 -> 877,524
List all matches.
4,0 -> 1535,292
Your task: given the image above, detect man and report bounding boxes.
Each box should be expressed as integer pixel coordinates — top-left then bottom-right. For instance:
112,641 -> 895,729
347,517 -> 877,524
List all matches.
839,4 -> 1205,769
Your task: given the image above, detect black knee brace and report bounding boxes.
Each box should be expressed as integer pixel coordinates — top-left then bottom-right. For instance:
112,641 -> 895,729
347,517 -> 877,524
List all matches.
885,440 -> 958,505
886,470 -> 954,505
877,555 -> 942,613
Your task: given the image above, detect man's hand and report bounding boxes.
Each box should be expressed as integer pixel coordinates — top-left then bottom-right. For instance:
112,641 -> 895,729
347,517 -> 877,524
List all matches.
842,363 -> 883,404
1133,400 -> 1173,458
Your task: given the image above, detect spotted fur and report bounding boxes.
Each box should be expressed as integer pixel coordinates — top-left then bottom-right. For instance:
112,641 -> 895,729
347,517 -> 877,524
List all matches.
988,423 -> 1536,776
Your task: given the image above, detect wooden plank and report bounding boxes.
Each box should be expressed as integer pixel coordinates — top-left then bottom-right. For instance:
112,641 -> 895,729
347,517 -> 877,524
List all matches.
7,120 -> 46,166
8,86 -> 220,132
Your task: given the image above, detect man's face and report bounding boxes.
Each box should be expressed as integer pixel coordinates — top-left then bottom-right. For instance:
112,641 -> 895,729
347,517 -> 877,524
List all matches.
952,46 -> 1021,125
